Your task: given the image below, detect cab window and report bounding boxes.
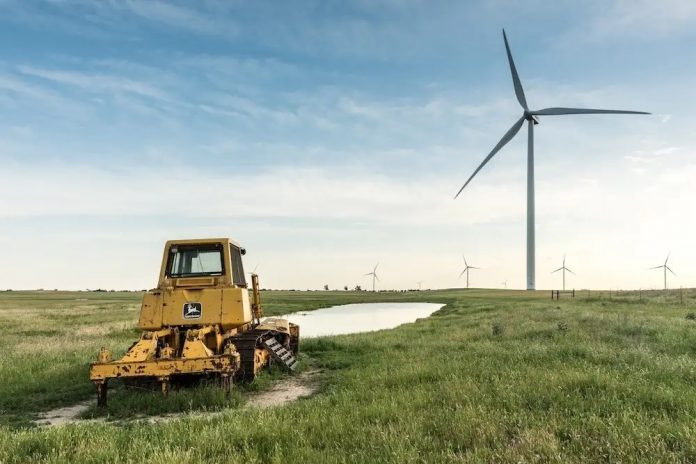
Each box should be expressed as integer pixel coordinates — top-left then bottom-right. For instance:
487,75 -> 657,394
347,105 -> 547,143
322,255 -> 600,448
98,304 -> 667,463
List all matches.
230,245 -> 247,287
167,244 -> 224,277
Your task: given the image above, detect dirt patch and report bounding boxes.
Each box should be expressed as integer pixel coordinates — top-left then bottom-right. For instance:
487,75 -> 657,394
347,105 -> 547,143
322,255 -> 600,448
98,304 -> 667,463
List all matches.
33,401 -> 92,427
34,369 -> 322,427
146,369 -> 322,424
246,369 -> 321,408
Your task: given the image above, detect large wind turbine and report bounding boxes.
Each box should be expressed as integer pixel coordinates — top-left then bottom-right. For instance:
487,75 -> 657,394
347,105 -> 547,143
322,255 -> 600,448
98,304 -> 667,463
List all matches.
552,255 -> 575,291
454,29 -> 649,291
650,253 -> 676,290
365,263 -> 380,292
459,256 -> 479,289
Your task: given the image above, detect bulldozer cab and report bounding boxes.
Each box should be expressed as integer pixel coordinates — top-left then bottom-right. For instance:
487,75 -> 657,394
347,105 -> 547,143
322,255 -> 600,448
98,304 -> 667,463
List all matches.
138,238 -> 253,330
159,238 -> 247,289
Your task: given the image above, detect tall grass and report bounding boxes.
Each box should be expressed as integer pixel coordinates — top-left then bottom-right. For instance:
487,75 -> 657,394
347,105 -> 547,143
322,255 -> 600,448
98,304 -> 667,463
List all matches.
0,289 -> 695,462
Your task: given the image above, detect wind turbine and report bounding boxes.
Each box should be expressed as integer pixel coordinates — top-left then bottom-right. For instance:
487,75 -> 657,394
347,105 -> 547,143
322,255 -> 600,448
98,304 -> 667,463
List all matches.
650,253 -> 676,290
417,281 -> 423,291
458,256 -> 479,289
365,263 -> 380,292
552,255 -> 575,291
454,29 -> 649,291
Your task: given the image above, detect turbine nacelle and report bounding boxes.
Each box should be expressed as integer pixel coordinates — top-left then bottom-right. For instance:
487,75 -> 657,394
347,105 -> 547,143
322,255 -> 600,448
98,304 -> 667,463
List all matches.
523,111 -> 539,124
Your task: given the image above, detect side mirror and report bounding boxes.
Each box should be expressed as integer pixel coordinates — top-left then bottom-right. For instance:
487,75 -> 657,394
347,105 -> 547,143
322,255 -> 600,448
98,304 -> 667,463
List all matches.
240,248 -> 246,255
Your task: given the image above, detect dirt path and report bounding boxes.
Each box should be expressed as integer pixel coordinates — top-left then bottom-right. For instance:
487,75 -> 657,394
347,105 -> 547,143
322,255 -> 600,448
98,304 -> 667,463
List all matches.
34,401 -> 93,427
246,369 -> 321,408
34,369 -> 322,427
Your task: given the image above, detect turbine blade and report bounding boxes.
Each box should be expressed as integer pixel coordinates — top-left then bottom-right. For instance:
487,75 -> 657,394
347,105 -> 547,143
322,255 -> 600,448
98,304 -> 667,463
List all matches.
463,255 -> 468,266
503,29 -> 528,110
649,265 -> 663,270
374,263 -> 379,272
666,266 -> 676,276
454,116 -> 525,198
458,269 -> 466,278
552,267 -> 563,273
375,274 -> 380,281
566,267 -> 575,275
469,266 -> 479,270
531,107 -> 650,116
665,252 -> 670,265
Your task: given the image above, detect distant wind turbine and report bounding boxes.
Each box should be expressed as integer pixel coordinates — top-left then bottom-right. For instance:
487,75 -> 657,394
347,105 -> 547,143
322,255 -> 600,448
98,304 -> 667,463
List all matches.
365,263 -> 380,292
246,264 -> 259,276
459,256 -> 479,289
454,29 -> 650,291
417,281 -> 423,291
650,253 -> 676,290
552,255 -> 575,291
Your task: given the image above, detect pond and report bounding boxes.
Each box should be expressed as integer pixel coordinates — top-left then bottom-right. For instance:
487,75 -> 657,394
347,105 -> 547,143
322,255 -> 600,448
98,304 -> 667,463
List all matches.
270,302 -> 444,338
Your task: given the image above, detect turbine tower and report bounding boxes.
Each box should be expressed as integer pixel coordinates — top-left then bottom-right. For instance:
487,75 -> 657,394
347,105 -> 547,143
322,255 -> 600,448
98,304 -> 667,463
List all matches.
552,255 -> 575,291
459,256 -> 479,289
650,253 -> 676,290
454,29 -> 649,291
365,263 -> 380,292
417,281 -> 423,291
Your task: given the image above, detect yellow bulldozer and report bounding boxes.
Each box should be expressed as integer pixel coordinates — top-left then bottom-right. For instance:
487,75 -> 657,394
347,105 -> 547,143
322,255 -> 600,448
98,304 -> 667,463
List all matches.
89,238 -> 299,406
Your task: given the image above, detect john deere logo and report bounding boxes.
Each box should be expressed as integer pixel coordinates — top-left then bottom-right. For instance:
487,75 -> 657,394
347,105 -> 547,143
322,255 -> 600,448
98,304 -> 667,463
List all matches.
183,302 -> 202,319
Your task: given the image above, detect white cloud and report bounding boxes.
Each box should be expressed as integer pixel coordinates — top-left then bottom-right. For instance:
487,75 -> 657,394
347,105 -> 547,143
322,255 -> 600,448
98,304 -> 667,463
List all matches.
18,65 -> 171,101
594,0 -> 696,37
0,164 -> 521,227
0,157 -> 695,291
654,146 -> 680,156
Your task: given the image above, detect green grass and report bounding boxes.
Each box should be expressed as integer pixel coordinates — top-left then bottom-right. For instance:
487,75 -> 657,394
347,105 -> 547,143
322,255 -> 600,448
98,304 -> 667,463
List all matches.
1,288 -> 696,462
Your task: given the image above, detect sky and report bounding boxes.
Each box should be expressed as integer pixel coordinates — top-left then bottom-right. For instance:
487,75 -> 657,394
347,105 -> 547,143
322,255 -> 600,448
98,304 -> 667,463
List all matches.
1,0 -> 695,291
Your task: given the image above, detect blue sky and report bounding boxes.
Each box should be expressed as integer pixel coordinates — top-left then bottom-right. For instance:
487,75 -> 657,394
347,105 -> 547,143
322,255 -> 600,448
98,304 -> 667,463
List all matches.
1,0 -> 695,290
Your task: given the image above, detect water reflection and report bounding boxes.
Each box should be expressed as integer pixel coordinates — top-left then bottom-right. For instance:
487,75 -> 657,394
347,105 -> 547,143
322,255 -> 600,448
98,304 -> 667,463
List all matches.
269,302 -> 444,338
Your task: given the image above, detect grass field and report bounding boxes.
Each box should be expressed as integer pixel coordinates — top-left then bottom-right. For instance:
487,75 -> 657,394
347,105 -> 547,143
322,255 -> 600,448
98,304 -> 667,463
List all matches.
1,288 -> 695,463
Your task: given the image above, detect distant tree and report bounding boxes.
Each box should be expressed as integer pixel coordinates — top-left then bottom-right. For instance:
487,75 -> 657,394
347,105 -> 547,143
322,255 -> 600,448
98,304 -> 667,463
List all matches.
354,285 -> 362,291
344,286 -> 348,291
323,284 -> 329,291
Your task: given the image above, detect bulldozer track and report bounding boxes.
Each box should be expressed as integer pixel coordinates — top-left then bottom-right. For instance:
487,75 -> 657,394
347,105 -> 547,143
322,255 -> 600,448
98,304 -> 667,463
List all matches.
231,329 -> 298,379
263,337 -> 298,371
231,329 -> 274,380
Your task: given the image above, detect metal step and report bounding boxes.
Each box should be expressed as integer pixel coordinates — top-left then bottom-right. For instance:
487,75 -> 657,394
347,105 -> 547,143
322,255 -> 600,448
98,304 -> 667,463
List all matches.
262,337 -> 298,371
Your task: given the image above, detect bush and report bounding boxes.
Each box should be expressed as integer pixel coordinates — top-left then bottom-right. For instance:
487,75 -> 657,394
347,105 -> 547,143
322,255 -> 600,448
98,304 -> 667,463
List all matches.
686,312 -> 696,321
492,322 -> 505,336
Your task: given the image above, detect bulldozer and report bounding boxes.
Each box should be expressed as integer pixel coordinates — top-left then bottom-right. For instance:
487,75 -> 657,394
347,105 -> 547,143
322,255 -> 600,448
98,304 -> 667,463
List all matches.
89,238 -> 299,406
